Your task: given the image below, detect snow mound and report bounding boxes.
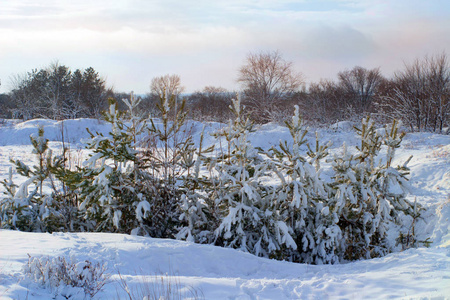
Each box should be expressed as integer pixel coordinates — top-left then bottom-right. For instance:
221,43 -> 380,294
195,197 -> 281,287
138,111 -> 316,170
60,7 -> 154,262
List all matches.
0,230 -> 449,299
330,121 -> 355,131
1,117 -> 449,299
0,118 -> 111,146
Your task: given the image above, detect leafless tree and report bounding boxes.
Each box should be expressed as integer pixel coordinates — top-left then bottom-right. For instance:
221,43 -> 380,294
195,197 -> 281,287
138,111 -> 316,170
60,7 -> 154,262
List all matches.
379,53 -> 450,132
427,53 -> 450,132
337,66 -> 383,115
9,72 -> 43,120
187,86 -> 233,122
305,80 -> 345,124
238,50 -> 304,123
150,74 -> 185,98
149,74 -> 185,120
44,61 -> 72,120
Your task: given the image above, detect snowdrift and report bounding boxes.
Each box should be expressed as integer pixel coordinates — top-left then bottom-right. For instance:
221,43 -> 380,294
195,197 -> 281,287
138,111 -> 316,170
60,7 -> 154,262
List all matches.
0,118 -> 449,299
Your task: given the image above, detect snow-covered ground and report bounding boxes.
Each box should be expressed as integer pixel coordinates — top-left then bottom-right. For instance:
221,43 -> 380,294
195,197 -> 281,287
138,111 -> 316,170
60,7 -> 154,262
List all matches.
0,118 -> 449,299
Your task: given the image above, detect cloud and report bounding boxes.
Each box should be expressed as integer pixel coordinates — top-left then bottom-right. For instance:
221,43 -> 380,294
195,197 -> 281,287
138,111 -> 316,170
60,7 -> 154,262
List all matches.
0,0 -> 449,93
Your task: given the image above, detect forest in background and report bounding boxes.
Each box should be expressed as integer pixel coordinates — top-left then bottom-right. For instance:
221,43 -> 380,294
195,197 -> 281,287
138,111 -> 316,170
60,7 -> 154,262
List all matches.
0,51 -> 449,133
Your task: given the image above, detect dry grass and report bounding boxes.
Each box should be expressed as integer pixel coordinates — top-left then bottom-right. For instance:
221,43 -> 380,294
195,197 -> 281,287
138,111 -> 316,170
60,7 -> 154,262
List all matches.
23,255 -> 110,299
116,269 -> 204,300
428,145 -> 450,159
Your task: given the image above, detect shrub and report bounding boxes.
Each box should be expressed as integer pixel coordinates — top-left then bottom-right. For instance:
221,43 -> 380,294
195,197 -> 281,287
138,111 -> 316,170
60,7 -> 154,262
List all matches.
23,255 -> 109,299
329,118 -> 414,259
0,127 -> 84,232
268,105 -> 340,264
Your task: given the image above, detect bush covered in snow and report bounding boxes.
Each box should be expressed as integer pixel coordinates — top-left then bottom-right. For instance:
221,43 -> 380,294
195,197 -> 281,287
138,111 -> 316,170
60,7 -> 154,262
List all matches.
23,255 -> 109,298
1,94 -> 417,263
0,126 -> 84,232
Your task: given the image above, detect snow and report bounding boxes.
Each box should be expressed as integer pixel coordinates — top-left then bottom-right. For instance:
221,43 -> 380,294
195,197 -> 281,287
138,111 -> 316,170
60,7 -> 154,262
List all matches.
1,118 -> 450,299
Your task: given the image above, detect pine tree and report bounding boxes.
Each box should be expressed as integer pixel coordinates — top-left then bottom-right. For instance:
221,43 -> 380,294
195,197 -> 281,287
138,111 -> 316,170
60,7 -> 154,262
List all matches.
74,98 -> 142,233
0,167 -> 20,229
1,127 -> 62,231
176,125 -> 215,243
135,90 -> 198,237
330,117 -> 413,260
1,94 -> 418,264
204,97 -> 296,257
269,105 -> 340,263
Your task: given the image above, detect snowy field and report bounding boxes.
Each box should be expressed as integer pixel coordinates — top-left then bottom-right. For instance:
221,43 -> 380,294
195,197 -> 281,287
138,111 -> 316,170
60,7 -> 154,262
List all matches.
0,118 -> 449,299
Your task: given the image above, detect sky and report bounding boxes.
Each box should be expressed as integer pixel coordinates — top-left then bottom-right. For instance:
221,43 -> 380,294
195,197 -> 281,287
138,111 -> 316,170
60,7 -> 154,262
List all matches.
0,0 -> 449,94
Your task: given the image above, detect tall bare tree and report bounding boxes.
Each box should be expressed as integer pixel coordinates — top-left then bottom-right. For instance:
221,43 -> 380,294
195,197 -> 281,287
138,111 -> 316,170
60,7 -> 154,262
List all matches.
337,66 -> 383,115
427,53 -> 450,132
44,62 -> 72,120
9,71 -> 43,120
150,74 -> 184,98
238,51 -> 303,123
379,53 -> 450,132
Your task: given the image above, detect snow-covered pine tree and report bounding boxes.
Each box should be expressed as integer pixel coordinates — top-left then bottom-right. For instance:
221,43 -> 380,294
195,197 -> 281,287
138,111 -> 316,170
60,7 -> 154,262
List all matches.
135,90 -> 198,238
0,167 -> 21,229
269,105 -> 340,264
62,91 -> 200,237
377,119 -> 414,218
45,145 -> 88,232
176,124 -> 215,243
330,117 -> 413,260
119,92 -> 153,236
207,97 -> 296,257
74,97 -> 144,233
1,127 -> 61,231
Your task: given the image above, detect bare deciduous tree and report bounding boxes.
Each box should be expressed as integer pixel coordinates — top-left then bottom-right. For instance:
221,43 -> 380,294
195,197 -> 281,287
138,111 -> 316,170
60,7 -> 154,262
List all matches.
428,53 -> 450,132
379,53 -> 450,132
149,74 -> 185,119
187,86 -> 233,122
338,66 -> 383,114
306,80 -> 346,124
44,61 -> 72,120
150,74 -> 185,98
9,71 -> 42,120
238,51 -> 303,123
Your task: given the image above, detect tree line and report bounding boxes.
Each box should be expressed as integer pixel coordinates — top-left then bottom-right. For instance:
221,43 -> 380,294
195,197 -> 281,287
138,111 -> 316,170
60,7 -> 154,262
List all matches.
1,62 -> 113,120
0,52 -> 449,132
